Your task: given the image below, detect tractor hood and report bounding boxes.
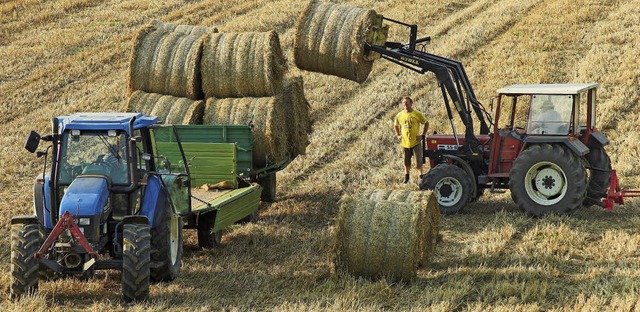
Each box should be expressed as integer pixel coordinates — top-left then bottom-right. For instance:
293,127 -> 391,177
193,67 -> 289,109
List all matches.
59,177 -> 110,218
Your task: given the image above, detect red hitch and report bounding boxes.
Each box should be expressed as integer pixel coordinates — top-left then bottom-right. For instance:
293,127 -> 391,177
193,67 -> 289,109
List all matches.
35,211 -> 98,259
602,170 -> 640,210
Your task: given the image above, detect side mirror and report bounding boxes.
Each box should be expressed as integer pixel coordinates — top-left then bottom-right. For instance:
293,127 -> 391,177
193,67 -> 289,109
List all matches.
25,131 -> 41,153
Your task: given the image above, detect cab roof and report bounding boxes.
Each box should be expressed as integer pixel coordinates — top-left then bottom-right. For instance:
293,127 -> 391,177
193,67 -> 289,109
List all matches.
58,112 -> 158,133
496,83 -> 598,95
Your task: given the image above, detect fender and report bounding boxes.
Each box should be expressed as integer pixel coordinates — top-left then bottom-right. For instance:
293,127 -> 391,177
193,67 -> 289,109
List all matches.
34,174 -> 53,228
586,131 -> 609,148
140,175 -> 170,228
442,154 -> 478,199
523,136 -> 589,156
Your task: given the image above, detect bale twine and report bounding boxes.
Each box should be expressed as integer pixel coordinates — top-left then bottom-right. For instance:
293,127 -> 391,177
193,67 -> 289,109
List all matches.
151,20 -> 218,37
294,0 -> 384,83
201,31 -> 286,98
127,91 -> 204,124
204,97 -> 287,168
355,189 -> 440,264
128,26 -> 205,100
282,75 -> 311,157
335,195 -> 431,282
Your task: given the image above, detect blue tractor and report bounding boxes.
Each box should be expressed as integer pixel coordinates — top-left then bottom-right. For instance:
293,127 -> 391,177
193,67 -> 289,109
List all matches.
12,113 -> 187,302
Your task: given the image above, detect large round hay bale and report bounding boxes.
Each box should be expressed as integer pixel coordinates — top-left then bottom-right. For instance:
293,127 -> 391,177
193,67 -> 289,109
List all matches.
204,97 -> 287,167
128,26 -> 205,100
127,91 -> 204,124
282,75 -> 311,157
151,20 -> 218,37
294,0 -> 384,83
335,195 -> 431,282
201,31 -> 286,98
355,189 -> 440,264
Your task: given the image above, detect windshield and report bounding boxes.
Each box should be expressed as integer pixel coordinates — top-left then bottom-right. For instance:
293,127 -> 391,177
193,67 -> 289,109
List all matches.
527,95 -> 572,135
58,130 -> 130,185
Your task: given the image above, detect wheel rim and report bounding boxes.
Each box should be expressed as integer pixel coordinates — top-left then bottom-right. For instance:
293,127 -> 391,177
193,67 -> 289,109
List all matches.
170,215 -> 179,264
435,177 -> 463,207
524,161 -> 567,205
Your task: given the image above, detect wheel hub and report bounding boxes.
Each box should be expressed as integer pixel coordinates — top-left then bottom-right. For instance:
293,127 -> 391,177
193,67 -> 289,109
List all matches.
534,168 -> 563,196
525,161 -> 567,205
435,177 -> 463,207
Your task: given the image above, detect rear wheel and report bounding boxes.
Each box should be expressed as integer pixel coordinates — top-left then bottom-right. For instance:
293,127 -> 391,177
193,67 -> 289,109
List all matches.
583,148 -> 611,207
150,203 -> 183,282
509,144 -> 587,216
420,164 -> 473,215
258,173 -> 276,202
10,223 -> 42,299
197,211 -> 223,248
122,223 -> 150,303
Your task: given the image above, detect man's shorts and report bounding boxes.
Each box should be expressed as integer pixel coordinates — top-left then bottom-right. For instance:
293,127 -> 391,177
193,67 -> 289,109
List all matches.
403,143 -> 424,167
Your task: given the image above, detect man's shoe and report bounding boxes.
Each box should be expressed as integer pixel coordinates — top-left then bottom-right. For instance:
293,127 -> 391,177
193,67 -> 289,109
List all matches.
403,174 -> 410,184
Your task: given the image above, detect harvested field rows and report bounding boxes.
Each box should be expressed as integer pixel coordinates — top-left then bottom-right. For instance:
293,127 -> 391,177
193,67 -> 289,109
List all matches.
2,0 -> 640,310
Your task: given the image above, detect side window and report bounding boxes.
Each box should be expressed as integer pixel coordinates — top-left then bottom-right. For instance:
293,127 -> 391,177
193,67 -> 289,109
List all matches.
497,96 -> 528,130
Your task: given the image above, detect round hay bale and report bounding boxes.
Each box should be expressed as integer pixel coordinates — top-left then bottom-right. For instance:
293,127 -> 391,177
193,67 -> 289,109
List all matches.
151,20 -> 219,37
201,31 -> 286,98
294,0 -> 383,83
282,75 -> 311,157
128,26 -> 205,100
204,97 -> 287,168
335,196 -> 430,282
354,189 -> 440,264
127,91 -> 204,124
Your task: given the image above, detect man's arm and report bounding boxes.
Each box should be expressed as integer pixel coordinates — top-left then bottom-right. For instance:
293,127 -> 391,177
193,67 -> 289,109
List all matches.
422,121 -> 429,136
394,117 -> 401,138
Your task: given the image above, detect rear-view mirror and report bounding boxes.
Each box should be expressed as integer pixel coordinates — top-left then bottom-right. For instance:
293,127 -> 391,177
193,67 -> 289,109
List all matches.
25,131 -> 41,153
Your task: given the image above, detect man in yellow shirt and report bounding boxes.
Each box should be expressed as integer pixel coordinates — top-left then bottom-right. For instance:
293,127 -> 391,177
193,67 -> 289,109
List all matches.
394,96 -> 429,183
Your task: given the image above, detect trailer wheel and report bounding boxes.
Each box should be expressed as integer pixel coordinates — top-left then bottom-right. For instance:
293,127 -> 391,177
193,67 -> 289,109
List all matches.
122,223 -> 150,303
258,173 -> 276,202
150,202 -> 183,282
197,211 -> 223,248
583,148 -> 611,207
509,144 -> 587,216
10,223 -> 42,299
420,164 -> 473,215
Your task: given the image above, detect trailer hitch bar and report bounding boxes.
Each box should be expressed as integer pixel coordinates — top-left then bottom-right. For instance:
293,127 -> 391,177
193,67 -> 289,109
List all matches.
35,211 -> 98,259
602,170 -> 640,210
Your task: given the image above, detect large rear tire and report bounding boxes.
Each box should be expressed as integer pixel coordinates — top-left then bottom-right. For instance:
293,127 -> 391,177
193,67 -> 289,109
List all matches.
583,148 -> 611,207
509,144 -> 587,216
420,164 -> 473,215
150,202 -> 183,282
122,223 -> 151,303
10,223 -> 42,299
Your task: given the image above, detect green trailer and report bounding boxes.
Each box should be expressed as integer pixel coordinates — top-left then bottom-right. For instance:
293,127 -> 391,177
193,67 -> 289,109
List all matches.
151,124 -> 290,248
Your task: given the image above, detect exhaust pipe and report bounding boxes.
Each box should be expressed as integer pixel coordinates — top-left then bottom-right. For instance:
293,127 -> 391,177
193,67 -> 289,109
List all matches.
61,253 -> 82,268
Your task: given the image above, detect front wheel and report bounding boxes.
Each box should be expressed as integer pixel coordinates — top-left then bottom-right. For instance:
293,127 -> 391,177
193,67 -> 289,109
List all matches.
509,144 -> 587,216
122,222 -> 151,303
420,164 -> 474,215
10,223 -> 42,299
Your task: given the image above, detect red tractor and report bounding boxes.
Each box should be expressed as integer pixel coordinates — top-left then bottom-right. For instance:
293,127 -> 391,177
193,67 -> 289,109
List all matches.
365,18 -> 639,216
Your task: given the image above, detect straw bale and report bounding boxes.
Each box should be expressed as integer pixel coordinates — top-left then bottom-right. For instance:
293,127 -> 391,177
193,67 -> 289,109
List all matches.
201,31 -> 286,98
126,91 -> 204,124
335,196 -> 431,282
151,20 -> 218,37
355,189 -> 440,264
282,75 -> 311,157
204,97 -> 287,167
128,26 -> 204,100
294,0 -> 383,83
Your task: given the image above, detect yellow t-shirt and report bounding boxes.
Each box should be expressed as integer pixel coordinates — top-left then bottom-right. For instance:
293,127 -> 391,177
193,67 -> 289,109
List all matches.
395,109 -> 427,148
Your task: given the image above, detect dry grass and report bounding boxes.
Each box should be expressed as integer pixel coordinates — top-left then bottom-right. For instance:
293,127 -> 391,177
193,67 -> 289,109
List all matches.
128,25 -> 204,100
2,0 -> 640,310
294,0 -> 381,83
201,30 -> 286,98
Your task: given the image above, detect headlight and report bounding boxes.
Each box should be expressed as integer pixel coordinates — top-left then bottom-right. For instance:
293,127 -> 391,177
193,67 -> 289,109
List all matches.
78,218 -> 91,225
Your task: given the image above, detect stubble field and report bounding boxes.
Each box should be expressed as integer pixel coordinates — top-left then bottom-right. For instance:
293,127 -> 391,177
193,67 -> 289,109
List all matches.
1,0 -> 640,310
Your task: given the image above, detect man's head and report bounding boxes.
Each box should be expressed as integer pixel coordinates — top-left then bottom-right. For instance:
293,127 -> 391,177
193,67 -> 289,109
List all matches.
401,96 -> 413,112
541,98 -> 554,111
